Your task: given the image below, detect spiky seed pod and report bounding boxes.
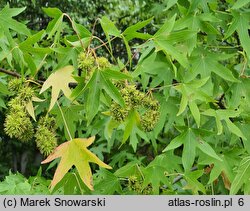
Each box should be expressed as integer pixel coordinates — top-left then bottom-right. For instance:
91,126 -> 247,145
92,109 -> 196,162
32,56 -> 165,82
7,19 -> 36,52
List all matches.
38,116 -> 56,131
4,106 -> 34,142
110,84 -> 160,131
18,86 -> 34,103
96,57 -> 111,69
35,116 -> 57,156
7,97 -> 23,110
114,80 -> 126,89
110,103 -> 129,122
35,126 -> 57,156
8,78 -> 23,93
77,51 -> 95,71
127,175 -> 152,194
141,110 -> 160,132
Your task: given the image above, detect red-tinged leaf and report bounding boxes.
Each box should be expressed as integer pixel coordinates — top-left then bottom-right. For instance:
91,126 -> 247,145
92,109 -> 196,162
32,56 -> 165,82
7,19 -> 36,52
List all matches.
41,136 -> 112,190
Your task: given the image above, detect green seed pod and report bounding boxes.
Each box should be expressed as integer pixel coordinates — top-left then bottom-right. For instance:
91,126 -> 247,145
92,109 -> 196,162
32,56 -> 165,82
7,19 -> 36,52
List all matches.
96,57 -> 111,69
8,78 -> 23,93
141,109 -> 160,132
35,126 -> 57,156
110,103 -> 129,122
114,80 -> 126,89
18,86 -> 34,103
78,51 -> 95,70
35,116 -> 57,156
7,97 -> 23,110
38,116 -> 56,131
4,108 -> 34,141
110,84 -> 160,131
4,92 -> 34,142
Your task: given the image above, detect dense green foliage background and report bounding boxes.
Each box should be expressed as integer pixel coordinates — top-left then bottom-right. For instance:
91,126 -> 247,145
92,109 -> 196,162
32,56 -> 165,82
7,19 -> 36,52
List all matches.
0,0 -> 250,195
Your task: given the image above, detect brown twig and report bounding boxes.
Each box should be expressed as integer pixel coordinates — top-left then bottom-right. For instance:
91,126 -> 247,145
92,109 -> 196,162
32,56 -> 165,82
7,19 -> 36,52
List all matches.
0,68 -> 21,78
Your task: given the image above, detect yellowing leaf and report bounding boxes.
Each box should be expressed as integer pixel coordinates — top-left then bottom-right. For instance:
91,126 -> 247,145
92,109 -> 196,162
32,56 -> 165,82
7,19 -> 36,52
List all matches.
41,136 -> 112,190
25,100 -> 36,121
25,97 -> 46,121
40,65 -> 76,111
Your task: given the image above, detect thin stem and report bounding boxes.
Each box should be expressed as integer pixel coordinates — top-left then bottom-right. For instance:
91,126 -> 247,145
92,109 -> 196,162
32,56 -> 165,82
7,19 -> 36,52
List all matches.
0,68 -> 21,77
239,51 -> 248,76
92,36 -> 117,51
72,172 -> 84,195
92,36 -> 116,62
211,182 -> 214,195
64,13 -> 85,49
56,101 -> 73,140
87,18 -> 99,53
136,164 -> 145,180
164,172 -> 183,177
25,79 -> 43,87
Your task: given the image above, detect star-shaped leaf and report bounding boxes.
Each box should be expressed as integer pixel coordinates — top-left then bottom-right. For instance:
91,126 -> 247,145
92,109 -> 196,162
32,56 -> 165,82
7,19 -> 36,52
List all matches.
41,136 -> 112,190
0,5 -> 30,35
40,65 -> 77,111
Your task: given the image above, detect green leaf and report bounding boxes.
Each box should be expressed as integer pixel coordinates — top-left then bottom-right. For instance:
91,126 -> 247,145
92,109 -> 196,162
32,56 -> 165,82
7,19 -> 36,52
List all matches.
189,101 -> 200,127
0,97 -> 6,108
188,49 -> 239,82
72,20 -> 91,38
209,61 -> 240,83
48,14 -> 63,40
154,14 -> 177,37
230,156 -> 250,194
53,47 -> 78,69
158,30 -> 197,43
114,161 -> 143,179
122,35 -> 132,62
197,140 -> 222,161
203,109 -> 246,139
232,0 -> 250,9
0,5 -> 30,35
184,170 -> 206,194
123,17 -> 153,41
86,70 -> 101,124
100,71 -> 125,107
42,7 -> 63,18
177,86 -> 188,116
43,7 -> 63,40
122,110 -> 139,143
182,129 -> 197,171
94,169 -> 122,194
142,165 -> 170,194
163,129 -> 196,171
0,81 -> 10,95
102,68 -> 131,80
100,16 -> 120,37
225,119 -> 246,139
165,0 -> 178,10
71,69 -> 125,123
224,11 -> 250,60
155,39 -> 189,68
163,132 -> 184,152
199,149 -> 241,185
19,30 -> 52,55
52,105 -> 84,140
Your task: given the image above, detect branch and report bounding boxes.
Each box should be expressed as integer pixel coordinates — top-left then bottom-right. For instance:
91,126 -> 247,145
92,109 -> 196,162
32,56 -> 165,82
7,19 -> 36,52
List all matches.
172,166 -> 198,184
0,67 -> 78,88
0,68 -> 21,78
